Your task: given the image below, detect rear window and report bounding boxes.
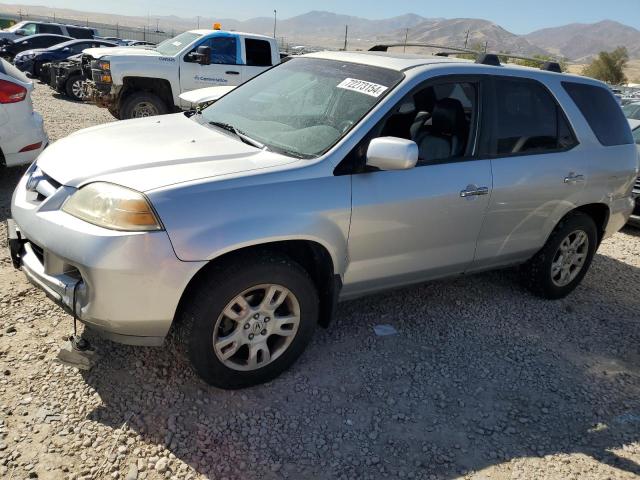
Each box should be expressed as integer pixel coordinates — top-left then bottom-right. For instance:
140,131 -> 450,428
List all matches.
245,39 -> 272,67
67,27 -> 94,39
562,82 -> 633,146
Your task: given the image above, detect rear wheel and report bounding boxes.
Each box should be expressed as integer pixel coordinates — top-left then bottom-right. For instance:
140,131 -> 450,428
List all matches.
521,211 -> 598,299
179,254 -> 319,389
120,91 -> 168,119
64,75 -> 86,101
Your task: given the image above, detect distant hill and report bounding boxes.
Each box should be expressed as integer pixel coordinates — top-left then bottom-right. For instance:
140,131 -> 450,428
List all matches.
1,3 -> 639,60
525,20 -> 640,61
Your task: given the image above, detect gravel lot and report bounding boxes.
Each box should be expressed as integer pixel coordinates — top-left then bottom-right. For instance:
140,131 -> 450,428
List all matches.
0,83 -> 639,480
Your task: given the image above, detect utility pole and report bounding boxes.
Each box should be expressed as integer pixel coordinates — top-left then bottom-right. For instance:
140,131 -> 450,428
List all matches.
197,16 -> 200,29
484,40 -> 488,53
343,25 -> 348,51
464,29 -> 470,49
273,10 -> 277,38
403,28 -> 409,52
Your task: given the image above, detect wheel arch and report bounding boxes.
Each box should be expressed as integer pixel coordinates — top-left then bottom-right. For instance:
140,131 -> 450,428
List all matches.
573,202 -> 610,244
174,240 -> 341,331
120,76 -> 174,111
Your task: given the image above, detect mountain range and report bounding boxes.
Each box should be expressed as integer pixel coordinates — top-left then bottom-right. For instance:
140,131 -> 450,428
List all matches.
1,4 -> 640,61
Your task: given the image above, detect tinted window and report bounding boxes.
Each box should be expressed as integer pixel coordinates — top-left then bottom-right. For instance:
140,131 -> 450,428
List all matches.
38,24 -> 63,34
622,103 -> 640,120
563,81 -> 633,146
491,78 -> 577,155
204,36 -> 238,65
632,126 -> 640,145
67,27 -> 93,39
68,42 -> 91,54
245,39 -> 272,67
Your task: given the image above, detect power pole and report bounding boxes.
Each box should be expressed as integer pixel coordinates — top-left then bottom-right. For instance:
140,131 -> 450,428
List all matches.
484,40 -> 488,53
197,16 -> 200,29
343,24 -> 348,51
273,10 -> 277,38
403,28 -> 409,52
464,29 -> 470,49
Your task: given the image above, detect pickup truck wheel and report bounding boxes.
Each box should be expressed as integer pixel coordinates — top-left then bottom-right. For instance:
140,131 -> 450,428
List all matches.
120,91 -> 168,119
65,75 -> 86,101
520,211 -> 597,299
180,254 -> 319,389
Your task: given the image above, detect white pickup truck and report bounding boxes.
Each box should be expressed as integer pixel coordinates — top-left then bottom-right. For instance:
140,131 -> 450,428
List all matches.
82,29 -> 280,119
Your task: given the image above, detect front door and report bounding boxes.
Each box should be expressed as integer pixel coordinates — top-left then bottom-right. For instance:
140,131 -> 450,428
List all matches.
180,34 -> 244,96
343,79 -> 493,297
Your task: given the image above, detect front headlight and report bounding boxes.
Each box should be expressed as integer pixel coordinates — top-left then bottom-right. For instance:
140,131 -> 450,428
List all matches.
62,182 -> 163,231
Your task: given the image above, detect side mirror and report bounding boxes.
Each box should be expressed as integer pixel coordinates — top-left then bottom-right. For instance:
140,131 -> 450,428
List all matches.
366,137 -> 418,171
15,28 -> 27,36
195,45 -> 211,65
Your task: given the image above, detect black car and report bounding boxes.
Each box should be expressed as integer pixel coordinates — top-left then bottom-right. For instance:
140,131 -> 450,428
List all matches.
14,38 -> 116,78
49,54 -> 86,100
0,34 -> 71,61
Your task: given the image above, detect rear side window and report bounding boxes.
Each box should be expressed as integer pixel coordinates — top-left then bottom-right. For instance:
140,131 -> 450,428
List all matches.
562,82 -> 633,146
67,27 -> 93,39
490,77 -> 577,156
38,24 -> 63,34
245,39 -> 272,67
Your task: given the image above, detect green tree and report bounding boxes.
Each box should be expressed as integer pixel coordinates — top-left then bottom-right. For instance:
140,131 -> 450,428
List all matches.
582,47 -> 629,85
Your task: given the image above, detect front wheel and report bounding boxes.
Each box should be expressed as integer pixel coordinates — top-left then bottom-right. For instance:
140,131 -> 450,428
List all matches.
65,75 -> 86,101
179,254 -> 319,389
119,91 -> 168,119
521,211 -> 598,299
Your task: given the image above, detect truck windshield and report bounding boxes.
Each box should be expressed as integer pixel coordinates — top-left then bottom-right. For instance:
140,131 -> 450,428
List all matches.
155,31 -> 202,56
200,57 -> 403,158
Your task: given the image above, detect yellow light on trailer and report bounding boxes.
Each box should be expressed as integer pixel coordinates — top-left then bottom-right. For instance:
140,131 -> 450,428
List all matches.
213,23 -> 222,30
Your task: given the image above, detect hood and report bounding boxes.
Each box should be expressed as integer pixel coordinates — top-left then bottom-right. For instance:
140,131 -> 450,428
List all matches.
179,86 -> 236,108
83,46 -> 162,59
36,113 -> 299,192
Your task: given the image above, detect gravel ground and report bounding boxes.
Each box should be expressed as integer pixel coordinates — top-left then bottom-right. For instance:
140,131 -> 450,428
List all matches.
0,83 -> 639,480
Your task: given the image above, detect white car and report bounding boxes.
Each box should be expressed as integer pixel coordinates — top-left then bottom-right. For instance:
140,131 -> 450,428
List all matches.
0,58 -> 47,167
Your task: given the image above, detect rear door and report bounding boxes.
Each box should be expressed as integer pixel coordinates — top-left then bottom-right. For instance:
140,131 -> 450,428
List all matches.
179,34 -> 243,94
242,37 -> 273,83
472,76 -> 583,270
345,76 -> 493,296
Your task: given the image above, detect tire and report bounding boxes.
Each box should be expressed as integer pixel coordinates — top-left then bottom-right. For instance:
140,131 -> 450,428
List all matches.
119,91 -> 168,119
179,253 -> 319,389
64,75 -> 85,101
521,211 -> 598,299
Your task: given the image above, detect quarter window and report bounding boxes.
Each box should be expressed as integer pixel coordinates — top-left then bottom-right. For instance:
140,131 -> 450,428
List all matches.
563,81 -> 633,147
490,78 -> 577,155
245,39 -> 272,67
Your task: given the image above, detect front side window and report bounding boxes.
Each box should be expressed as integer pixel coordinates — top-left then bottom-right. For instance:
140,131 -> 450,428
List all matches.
490,78 -> 577,156
200,58 -> 403,158
20,23 -> 36,35
203,36 -> 238,65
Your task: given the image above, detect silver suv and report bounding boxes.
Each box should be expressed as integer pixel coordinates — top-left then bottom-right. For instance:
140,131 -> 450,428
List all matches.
8,50 -> 638,388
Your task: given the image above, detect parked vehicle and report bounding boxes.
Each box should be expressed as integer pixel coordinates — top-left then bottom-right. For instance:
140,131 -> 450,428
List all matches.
48,54 -> 85,100
0,21 -> 96,42
623,101 -> 640,120
14,38 -> 117,79
8,51 -> 637,389
0,34 -> 71,61
0,58 -> 47,167
628,119 -> 640,227
123,40 -> 156,47
81,29 -> 280,119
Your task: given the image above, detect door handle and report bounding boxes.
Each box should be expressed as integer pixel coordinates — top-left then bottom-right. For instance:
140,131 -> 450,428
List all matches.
564,173 -> 585,184
225,70 -> 240,75
460,186 -> 489,198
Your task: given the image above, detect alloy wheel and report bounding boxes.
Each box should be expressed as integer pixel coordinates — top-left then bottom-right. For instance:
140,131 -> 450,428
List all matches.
550,230 -> 589,287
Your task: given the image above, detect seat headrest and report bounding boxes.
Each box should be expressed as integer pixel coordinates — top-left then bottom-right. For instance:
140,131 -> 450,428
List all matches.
413,88 -> 436,112
431,98 -> 466,136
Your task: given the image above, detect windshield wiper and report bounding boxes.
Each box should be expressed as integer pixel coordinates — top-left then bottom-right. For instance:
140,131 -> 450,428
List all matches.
209,121 -> 266,150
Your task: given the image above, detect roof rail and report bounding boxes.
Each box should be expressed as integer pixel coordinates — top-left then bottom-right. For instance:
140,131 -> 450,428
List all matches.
368,43 -> 564,73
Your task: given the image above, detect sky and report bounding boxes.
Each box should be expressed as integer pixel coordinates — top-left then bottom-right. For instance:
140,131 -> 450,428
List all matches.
8,0 -> 640,33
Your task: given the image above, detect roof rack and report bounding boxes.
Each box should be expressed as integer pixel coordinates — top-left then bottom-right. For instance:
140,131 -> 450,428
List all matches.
368,42 -> 564,73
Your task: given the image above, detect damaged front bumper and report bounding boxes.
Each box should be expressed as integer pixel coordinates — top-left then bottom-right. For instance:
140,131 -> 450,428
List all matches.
9,167 -> 206,346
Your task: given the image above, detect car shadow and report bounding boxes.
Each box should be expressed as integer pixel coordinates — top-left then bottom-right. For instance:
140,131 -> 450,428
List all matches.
0,165 -> 27,223
80,251 -> 640,479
